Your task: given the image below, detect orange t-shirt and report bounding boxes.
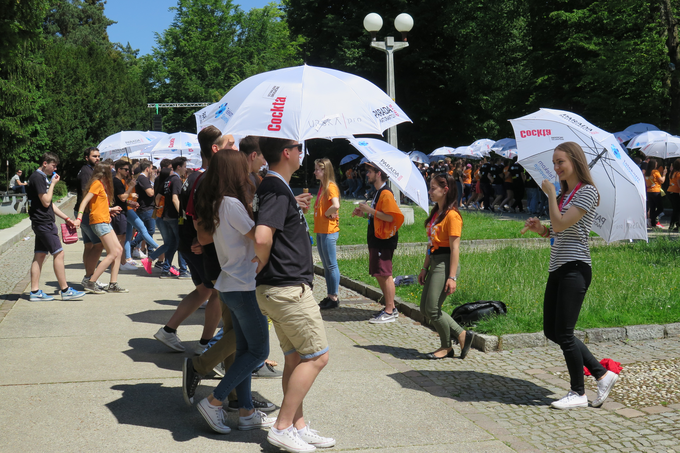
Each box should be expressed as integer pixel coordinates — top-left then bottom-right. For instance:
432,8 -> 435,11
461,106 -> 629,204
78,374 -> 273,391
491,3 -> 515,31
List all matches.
462,169 -> 472,185
88,180 -> 111,224
474,169 -> 481,181
427,208 -> 462,253
504,166 -> 512,183
668,171 -> 680,194
645,170 -> 663,192
313,182 -> 340,234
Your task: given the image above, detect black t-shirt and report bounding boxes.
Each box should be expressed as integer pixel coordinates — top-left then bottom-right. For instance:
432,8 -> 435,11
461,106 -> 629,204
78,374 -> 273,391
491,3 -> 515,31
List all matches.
491,164 -> 504,185
76,164 -> 94,212
163,174 -> 182,219
27,170 -> 54,226
510,163 -> 523,184
367,184 -> 399,250
135,173 -> 154,212
178,171 -> 203,254
524,170 -> 538,189
479,163 -> 492,184
113,177 -> 128,213
254,176 -> 313,287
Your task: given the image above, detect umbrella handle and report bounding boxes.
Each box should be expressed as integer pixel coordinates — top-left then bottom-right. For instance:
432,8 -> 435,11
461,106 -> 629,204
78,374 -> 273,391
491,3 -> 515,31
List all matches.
520,225 -> 530,235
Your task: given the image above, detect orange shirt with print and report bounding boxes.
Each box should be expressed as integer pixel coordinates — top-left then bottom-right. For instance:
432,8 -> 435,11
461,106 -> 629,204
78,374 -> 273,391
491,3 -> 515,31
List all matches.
504,166 -> 512,183
427,208 -> 462,253
668,171 -> 680,194
88,180 -> 111,224
645,170 -> 663,193
314,182 -> 340,234
462,169 -> 472,184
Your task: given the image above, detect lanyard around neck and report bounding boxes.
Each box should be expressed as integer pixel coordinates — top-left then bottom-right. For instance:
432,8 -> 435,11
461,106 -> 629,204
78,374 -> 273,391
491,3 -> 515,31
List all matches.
559,182 -> 582,211
266,170 -> 310,234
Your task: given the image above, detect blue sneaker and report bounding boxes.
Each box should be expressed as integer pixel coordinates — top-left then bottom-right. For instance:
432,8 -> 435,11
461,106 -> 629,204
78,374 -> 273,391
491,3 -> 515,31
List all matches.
60,287 -> 86,301
29,290 -> 54,301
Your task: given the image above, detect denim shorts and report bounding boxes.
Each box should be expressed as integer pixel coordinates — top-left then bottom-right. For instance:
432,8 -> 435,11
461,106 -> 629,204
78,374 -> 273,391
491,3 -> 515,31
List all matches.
91,222 -> 113,238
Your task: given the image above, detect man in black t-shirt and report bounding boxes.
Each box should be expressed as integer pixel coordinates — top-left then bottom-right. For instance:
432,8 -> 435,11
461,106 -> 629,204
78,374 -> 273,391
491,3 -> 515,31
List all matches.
159,156 -> 188,278
478,158 -> 493,211
130,161 -> 157,257
75,146 -> 103,287
490,157 -> 505,210
509,157 -> 525,212
27,152 -> 85,301
253,137 -> 335,451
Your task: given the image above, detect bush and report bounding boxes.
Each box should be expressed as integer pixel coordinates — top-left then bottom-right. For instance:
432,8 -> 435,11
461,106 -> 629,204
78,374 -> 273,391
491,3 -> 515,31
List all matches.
53,180 -> 68,200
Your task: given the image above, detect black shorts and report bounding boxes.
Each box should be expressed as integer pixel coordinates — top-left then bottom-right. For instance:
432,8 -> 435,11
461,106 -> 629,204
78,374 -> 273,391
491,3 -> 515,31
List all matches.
182,249 -> 214,289
111,213 -> 127,236
503,182 -> 514,191
33,223 -> 63,255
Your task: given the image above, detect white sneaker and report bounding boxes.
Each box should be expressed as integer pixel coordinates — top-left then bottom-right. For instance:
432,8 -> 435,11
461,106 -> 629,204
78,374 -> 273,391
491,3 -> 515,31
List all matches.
369,308 -> 399,324
120,261 -> 137,271
153,327 -> 185,352
297,424 -> 336,448
592,371 -> 618,408
132,248 -> 147,259
550,390 -> 588,409
213,362 -> 225,378
194,342 -> 208,355
197,398 -> 231,434
238,410 -> 276,431
267,426 -> 316,452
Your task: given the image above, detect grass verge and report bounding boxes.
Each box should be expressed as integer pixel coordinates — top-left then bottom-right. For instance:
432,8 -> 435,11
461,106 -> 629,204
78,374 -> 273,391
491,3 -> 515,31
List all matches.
337,238 -> 680,336
0,213 -> 29,230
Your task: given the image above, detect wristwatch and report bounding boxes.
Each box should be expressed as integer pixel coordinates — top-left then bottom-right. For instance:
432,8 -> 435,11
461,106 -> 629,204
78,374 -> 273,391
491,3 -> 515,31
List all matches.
448,276 -> 457,281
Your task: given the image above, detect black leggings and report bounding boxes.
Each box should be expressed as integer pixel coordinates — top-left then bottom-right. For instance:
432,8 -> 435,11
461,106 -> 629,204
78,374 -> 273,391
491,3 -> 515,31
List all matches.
669,192 -> 680,228
647,192 -> 663,225
544,261 -> 606,395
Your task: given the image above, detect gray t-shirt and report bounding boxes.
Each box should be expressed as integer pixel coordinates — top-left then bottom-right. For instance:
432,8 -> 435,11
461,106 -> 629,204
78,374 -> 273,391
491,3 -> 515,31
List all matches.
548,184 -> 598,272
9,175 -> 21,188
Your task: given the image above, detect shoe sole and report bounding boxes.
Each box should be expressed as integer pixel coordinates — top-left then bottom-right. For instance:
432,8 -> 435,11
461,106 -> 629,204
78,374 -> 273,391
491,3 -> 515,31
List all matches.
182,358 -> 194,406
61,295 -> 84,301
550,402 -> 588,409
592,373 -> 618,408
153,333 -> 185,352
304,439 -> 336,448
368,318 -> 396,324
197,403 -> 231,434
238,421 -> 275,431
226,403 -> 277,412
267,434 -> 316,453
30,297 -> 55,301
83,288 -> 105,294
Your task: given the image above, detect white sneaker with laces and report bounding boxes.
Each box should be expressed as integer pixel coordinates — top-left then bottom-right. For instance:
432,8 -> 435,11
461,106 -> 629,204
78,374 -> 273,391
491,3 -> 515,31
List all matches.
267,426 -> 316,452
238,410 -> 275,431
194,342 -> 208,355
550,390 -> 588,409
197,398 -> 231,434
369,308 -> 399,324
120,261 -> 137,271
297,424 -> 336,448
132,248 -> 147,259
154,327 -> 185,352
592,371 -> 618,408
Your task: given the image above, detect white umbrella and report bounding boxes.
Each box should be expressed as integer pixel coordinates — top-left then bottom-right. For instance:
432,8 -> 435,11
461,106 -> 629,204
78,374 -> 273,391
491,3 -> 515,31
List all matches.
340,154 -> 360,166
627,130 -> 680,159
143,131 -> 201,160
409,151 -> 429,164
470,139 -> 495,157
510,108 -> 647,243
97,131 -> 156,160
453,146 -> 479,158
430,146 -> 456,156
194,64 -> 411,142
348,138 -> 429,212
613,131 -> 636,144
624,123 -> 659,134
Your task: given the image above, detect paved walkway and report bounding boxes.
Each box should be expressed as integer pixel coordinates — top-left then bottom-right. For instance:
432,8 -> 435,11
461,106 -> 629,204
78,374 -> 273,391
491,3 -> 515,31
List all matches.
1,203 -> 679,451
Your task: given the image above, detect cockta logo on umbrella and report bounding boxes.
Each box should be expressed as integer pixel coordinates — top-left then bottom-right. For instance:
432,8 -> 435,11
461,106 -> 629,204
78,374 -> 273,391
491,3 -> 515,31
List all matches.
268,97 -> 287,131
168,138 -> 175,147
519,129 -> 552,138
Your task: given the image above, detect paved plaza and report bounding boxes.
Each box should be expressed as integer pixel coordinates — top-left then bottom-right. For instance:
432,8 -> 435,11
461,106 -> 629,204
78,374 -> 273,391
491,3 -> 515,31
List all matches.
1,202 -> 679,452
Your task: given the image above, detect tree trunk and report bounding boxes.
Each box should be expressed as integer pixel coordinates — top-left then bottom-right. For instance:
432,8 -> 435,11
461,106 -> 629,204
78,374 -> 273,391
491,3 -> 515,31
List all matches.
661,0 -> 680,133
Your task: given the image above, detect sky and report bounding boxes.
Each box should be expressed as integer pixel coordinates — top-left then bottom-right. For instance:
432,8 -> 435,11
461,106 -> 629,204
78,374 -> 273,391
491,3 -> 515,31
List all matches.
105,0 -> 277,56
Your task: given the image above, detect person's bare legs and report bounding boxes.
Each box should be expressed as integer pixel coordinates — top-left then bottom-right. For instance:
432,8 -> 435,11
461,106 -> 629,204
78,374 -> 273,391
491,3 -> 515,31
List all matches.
165,285 -> 216,335
52,250 -> 68,290
275,351 -> 329,430
201,289 -> 221,340
30,253 -> 47,292
375,275 -> 396,313
84,242 -> 104,277
90,231 -> 122,283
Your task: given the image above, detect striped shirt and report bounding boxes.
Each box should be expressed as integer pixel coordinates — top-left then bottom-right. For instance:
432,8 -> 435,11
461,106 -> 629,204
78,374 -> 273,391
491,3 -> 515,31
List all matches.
548,184 -> 598,272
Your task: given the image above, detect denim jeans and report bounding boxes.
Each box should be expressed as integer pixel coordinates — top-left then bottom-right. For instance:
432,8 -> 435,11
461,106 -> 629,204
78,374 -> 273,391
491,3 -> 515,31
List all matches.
316,232 -> 339,296
212,290 -> 269,405
131,209 -> 156,250
544,261 -> 606,394
124,210 -> 159,260
149,218 -> 187,273
526,188 -> 538,213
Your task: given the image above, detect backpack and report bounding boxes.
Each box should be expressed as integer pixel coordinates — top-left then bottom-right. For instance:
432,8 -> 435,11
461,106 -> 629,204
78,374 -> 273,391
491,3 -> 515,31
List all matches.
451,300 -> 507,326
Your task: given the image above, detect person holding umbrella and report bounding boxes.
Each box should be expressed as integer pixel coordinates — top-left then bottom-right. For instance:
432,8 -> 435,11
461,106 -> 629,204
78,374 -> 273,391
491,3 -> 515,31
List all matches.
418,173 -> 475,359
523,142 -> 618,409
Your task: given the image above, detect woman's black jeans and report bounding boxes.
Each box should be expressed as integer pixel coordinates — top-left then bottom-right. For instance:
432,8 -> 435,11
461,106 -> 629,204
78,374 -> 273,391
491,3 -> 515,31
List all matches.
544,261 -> 606,395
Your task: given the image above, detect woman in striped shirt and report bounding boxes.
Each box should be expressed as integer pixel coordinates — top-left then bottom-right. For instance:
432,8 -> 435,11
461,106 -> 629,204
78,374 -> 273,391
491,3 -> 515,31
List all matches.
524,142 -> 618,410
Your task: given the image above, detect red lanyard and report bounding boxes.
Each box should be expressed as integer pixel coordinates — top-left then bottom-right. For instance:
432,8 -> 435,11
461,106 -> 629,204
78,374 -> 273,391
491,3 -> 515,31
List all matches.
558,182 -> 582,211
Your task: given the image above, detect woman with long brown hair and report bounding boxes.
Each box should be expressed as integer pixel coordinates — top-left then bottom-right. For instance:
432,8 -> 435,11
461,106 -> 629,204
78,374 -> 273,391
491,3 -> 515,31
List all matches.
74,163 -> 126,293
418,173 -> 475,359
524,142 -> 617,409
192,149 -> 274,434
313,157 -> 341,309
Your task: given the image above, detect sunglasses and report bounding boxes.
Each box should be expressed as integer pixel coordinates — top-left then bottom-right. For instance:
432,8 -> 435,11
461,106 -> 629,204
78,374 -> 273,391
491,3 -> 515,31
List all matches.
285,143 -> 303,152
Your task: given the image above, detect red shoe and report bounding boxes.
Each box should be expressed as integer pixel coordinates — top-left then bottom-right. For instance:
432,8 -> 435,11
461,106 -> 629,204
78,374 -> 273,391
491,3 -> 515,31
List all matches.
141,258 -> 152,274
656,222 -> 665,229
169,266 -> 180,276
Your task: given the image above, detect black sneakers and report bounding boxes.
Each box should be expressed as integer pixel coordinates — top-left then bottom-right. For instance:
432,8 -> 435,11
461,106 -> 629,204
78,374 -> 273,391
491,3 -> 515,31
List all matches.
182,357 -> 202,406
226,397 -> 276,413
319,297 -> 340,310
252,363 -> 283,379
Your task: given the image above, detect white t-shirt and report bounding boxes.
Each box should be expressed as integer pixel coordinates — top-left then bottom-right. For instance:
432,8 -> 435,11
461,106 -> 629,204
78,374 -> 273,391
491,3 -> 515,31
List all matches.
213,196 -> 257,292
10,175 -> 21,187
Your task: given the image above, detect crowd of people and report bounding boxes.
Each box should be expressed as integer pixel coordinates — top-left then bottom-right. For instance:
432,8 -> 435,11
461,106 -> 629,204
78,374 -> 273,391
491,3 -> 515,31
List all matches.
23,135 -> 623,451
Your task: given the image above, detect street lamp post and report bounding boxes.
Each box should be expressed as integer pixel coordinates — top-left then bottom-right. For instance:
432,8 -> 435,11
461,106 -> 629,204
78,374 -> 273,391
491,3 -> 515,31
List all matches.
364,13 -> 414,221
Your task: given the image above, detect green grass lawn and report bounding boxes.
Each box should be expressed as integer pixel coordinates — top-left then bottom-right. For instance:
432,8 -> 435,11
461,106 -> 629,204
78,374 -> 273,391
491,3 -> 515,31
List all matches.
0,213 -> 28,230
306,200 -> 529,245
337,238 -> 680,336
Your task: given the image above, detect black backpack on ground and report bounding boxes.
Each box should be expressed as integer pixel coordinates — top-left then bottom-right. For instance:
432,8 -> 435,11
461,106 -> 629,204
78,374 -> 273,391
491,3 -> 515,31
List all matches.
451,300 -> 507,326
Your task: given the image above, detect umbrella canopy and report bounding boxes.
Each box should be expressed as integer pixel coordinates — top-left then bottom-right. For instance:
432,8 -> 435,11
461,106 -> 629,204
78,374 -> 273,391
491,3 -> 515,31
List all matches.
627,130 -> 680,159
98,131 -> 156,161
510,108 -> 647,243
348,138 -> 429,212
453,145 -> 480,159
340,154 -> 360,166
613,131 -> 637,144
194,64 -> 411,142
143,131 -> 201,160
491,138 -> 517,153
429,155 -> 446,163
469,139 -> 495,157
430,146 -> 456,157
624,123 -> 659,135
409,151 -> 429,164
